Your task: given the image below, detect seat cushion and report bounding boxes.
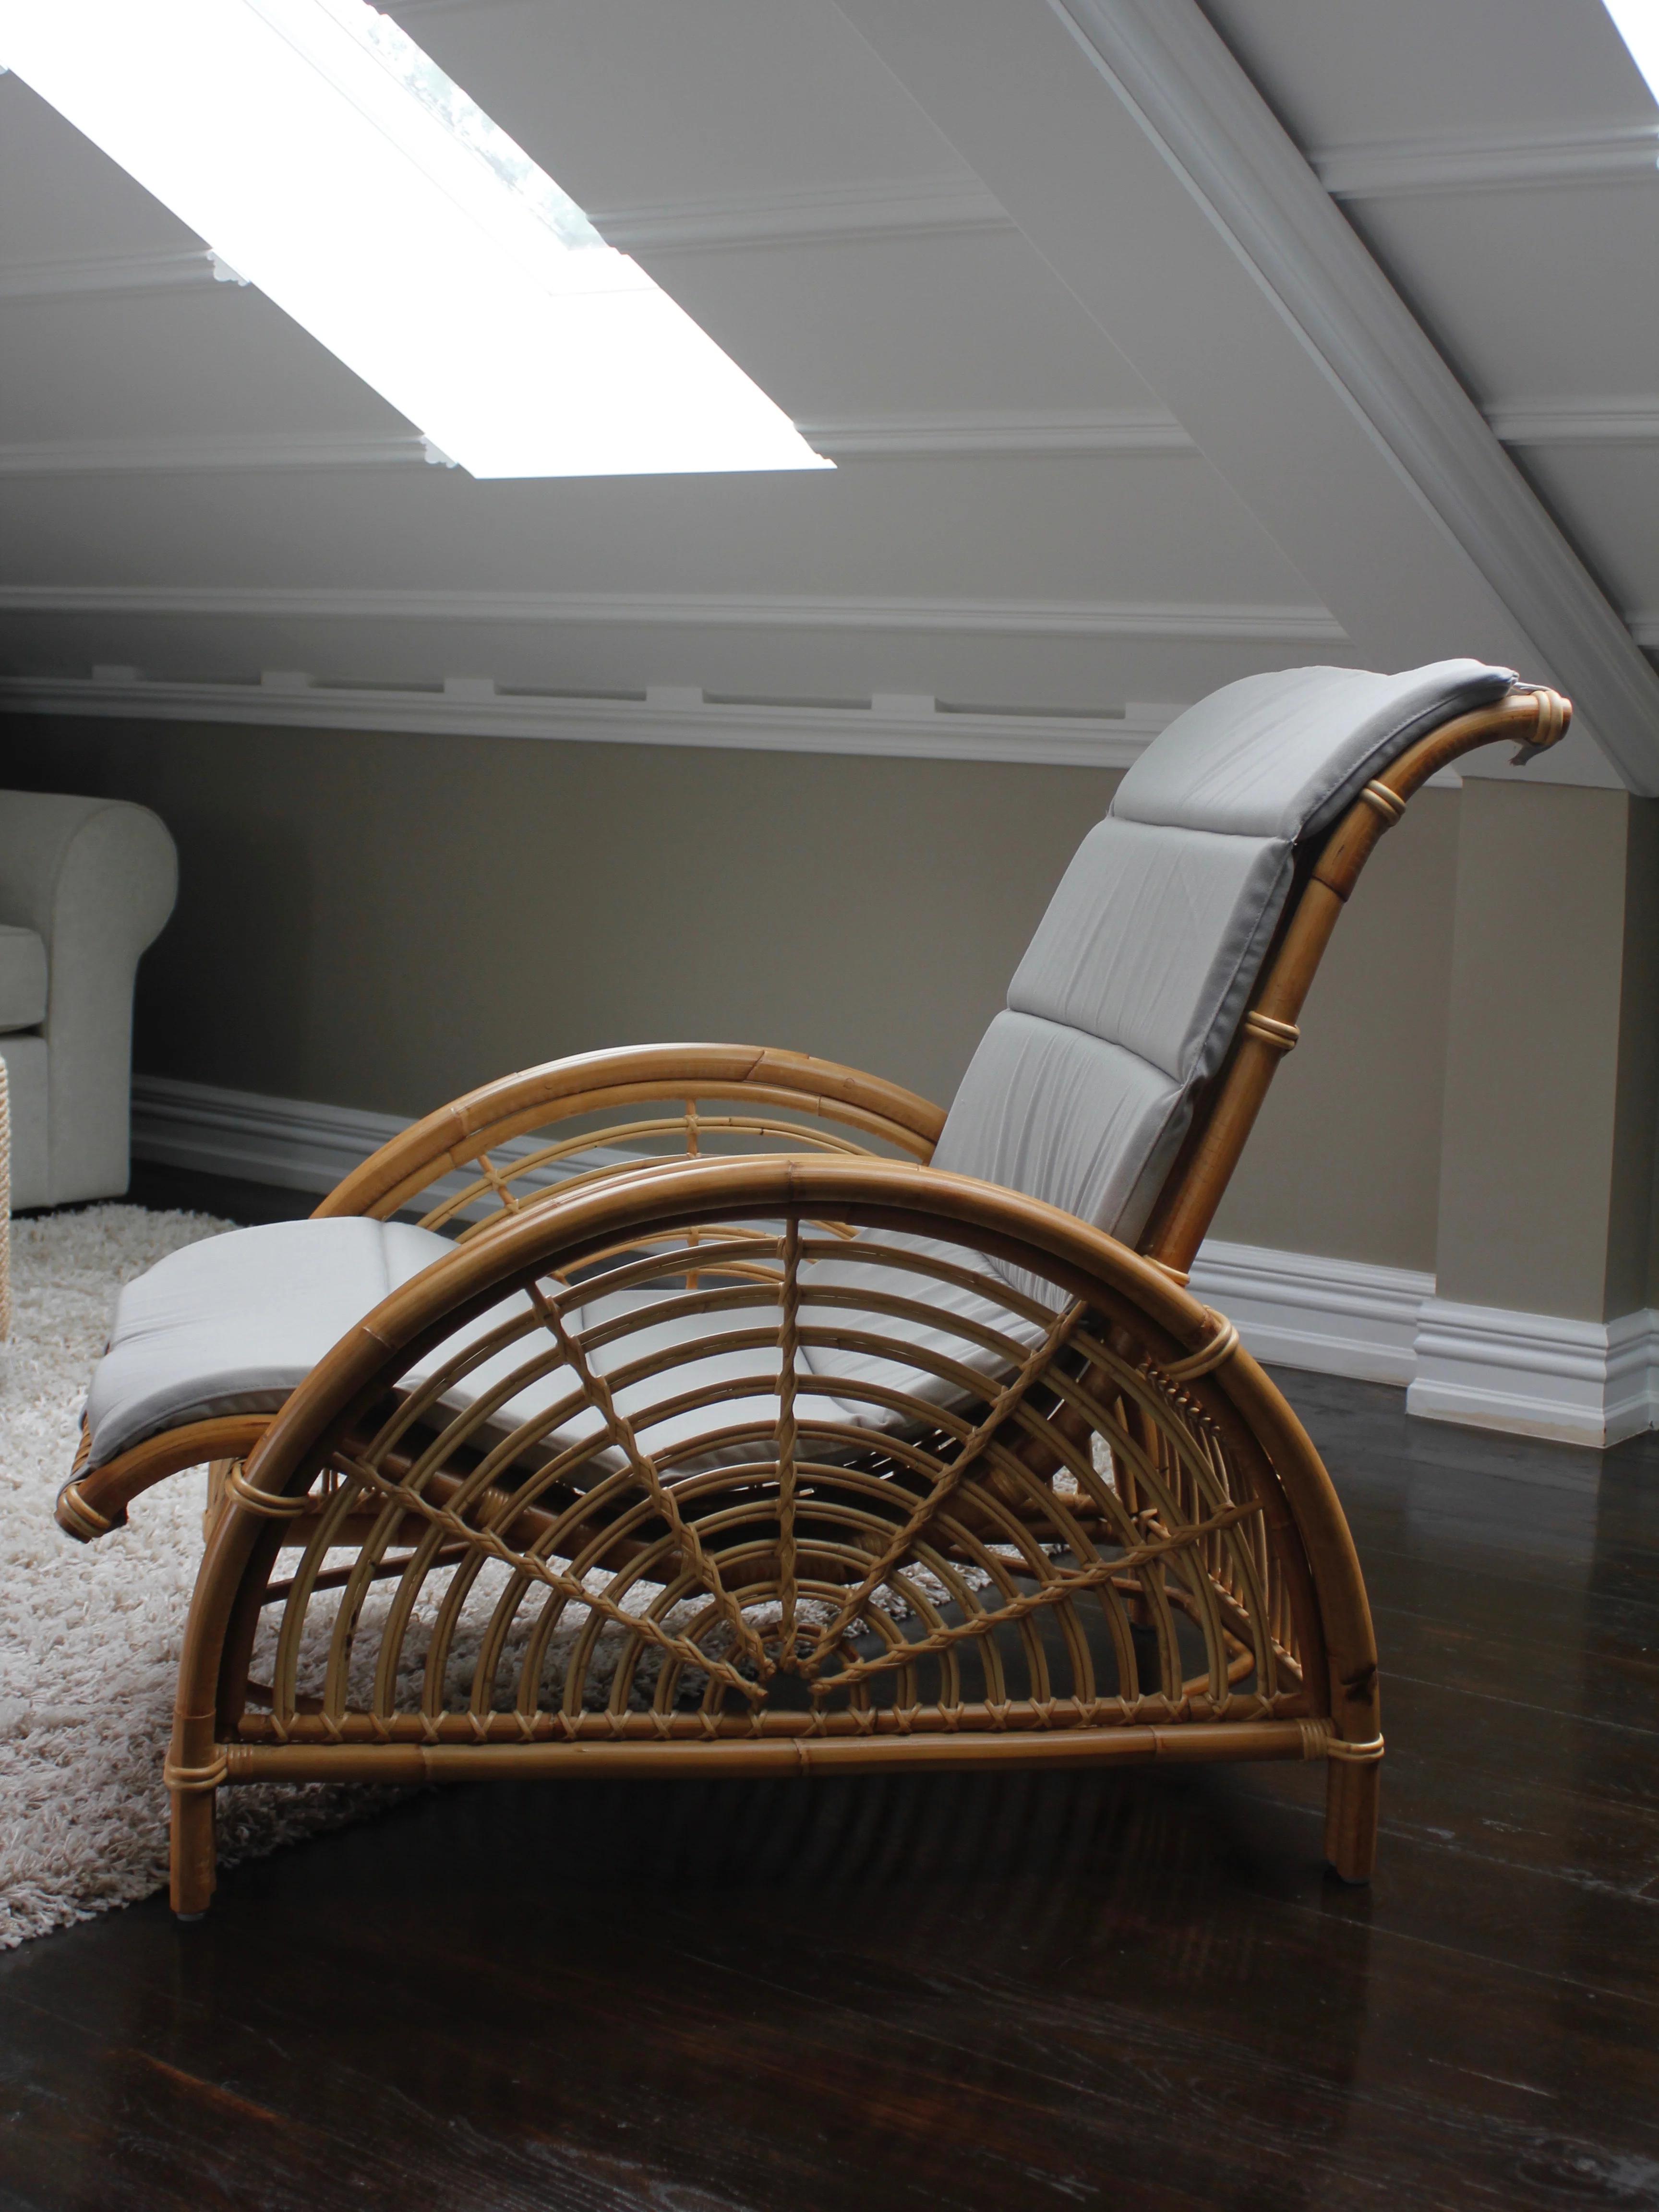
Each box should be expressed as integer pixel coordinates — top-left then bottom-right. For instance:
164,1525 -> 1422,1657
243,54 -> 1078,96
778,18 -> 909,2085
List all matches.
84,1217 -> 455,1467
406,1278 -> 855,1485
83,1219 -> 856,1484
798,1226 -> 1055,1424
0,923 -> 47,1032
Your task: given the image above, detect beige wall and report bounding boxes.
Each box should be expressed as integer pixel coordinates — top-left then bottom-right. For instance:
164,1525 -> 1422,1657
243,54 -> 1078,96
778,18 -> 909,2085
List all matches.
0,715 -> 1109,1116
1,713 -> 1463,1271
1435,783 -> 1659,1324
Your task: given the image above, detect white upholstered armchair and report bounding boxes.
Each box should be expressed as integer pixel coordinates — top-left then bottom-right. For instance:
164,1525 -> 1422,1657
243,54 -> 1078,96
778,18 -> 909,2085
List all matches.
0,793 -> 178,1210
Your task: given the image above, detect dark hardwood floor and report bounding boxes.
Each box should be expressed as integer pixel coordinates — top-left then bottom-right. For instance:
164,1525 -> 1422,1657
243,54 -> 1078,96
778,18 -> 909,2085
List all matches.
3,1168 -> 1656,2211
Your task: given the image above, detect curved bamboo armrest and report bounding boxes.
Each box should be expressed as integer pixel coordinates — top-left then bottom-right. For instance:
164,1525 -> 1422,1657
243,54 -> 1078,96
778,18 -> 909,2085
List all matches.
58,1415 -> 274,1540
313,1043 -> 946,1228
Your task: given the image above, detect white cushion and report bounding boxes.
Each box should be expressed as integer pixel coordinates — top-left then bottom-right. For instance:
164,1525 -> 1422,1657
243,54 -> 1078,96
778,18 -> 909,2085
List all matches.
933,658 -> 1515,1245
1007,817 -> 1286,1082
934,1011 -> 1183,1249
84,1219 -> 854,1484
82,660 -> 1516,1477
1112,659 -> 1513,841
798,1226 -> 1053,1424
85,1218 -> 454,1467
409,1279 -> 854,1483
0,923 -> 47,1032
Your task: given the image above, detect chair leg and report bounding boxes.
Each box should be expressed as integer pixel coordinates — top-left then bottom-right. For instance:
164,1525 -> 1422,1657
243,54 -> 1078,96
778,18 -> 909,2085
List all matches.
1324,1754 -> 1380,1884
169,1786 -> 218,1920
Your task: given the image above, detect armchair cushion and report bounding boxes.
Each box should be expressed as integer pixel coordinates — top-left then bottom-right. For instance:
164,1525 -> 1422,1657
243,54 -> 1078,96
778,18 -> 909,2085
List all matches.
0,923 -> 48,1032
935,657 -> 1516,1244
1007,817 -> 1283,1081
84,1215 -> 858,1480
1111,658 -> 1513,841
74,657 -> 1524,1490
85,1217 -> 454,1467
936,1011 -> 1180,1256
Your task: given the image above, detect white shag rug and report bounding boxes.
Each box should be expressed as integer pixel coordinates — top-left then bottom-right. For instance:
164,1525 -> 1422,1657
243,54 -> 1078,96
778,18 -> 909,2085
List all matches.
0,1203 -> 411,1948
0,1203 -> 757,1948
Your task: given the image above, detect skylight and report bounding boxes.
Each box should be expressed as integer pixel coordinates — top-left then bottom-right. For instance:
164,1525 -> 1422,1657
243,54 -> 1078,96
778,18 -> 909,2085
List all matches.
0,0 -> 832,479
1602,0 -> 1659,109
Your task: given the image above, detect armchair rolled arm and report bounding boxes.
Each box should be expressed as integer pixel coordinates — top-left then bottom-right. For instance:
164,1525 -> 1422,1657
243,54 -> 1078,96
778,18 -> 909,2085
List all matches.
0,792 -> 177,1205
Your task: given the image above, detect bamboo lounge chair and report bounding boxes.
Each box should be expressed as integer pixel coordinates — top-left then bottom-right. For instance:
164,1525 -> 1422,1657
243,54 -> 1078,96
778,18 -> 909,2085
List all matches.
59,661 -> 1570,1917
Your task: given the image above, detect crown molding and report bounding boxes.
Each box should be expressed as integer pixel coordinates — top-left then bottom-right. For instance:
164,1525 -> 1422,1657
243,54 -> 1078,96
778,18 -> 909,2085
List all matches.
0,411 -> 1196,477
0,672 -> 1178,770
43,399 -> 1657,467
1484,398 -> 1659,448
1311,123 -> 1659,201
0,583 -> 1343,643
39,399 -> 1657,471
385,0 -> 505,16
1035,0 -> 1659,791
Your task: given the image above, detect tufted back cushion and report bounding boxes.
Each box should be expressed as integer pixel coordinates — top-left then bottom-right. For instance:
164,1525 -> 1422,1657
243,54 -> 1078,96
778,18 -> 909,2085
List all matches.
932,659 -> 1514,1247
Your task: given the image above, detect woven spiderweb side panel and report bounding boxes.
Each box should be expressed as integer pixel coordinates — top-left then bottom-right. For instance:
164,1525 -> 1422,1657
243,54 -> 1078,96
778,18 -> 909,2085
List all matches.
235,1215 -> 1310,1749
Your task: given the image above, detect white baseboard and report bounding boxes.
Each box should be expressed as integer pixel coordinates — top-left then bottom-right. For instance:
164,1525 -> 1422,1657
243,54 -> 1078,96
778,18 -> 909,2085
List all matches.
1407,1298 -> 1659,1449
1188,1239 -> 1431,1386
129,1072 -> 611,1220
129,1075 -> 1659,1445
132,1073 -> 409,1193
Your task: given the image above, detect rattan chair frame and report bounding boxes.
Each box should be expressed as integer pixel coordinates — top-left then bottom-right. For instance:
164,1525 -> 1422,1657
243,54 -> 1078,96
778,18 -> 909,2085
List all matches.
58,683 -> 1570,1916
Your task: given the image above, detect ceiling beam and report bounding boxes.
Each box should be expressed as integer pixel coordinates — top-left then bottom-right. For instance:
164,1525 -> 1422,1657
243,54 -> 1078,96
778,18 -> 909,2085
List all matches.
0,179 -> 1011,307
833,0 -> 1659,791
1311,122 -> 1659,200
0,411 -> 1200,475
1483,400 -> 1659,449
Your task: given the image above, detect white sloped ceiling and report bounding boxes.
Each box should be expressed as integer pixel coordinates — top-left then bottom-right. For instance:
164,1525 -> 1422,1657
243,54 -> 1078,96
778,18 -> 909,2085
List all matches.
0,0 -> 1652,783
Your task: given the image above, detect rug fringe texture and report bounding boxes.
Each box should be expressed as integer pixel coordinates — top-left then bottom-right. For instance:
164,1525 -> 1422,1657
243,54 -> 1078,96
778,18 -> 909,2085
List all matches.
0,1204 -> 411,1948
